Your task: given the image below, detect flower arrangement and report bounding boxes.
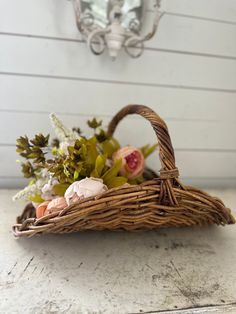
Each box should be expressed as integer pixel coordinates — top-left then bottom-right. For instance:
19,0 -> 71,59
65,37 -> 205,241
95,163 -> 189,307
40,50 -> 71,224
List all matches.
13,114 -> 158,219
12,105 -> 235,238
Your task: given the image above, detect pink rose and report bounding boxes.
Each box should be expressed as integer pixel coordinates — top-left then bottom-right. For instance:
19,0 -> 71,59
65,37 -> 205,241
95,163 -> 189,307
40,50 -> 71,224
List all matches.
36,197 -> 67,218
44,197 -> 67,215
65,177 -> 108,205
113,146 -> 145,179
36,201 -> 50,219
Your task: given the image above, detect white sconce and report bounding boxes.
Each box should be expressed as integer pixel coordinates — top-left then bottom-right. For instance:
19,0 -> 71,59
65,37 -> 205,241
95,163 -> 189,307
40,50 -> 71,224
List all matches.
73,0 -> 162,60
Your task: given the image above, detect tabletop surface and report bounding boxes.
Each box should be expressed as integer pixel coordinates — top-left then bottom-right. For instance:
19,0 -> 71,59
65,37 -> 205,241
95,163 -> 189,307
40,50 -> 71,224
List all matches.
1,189 -> 236,314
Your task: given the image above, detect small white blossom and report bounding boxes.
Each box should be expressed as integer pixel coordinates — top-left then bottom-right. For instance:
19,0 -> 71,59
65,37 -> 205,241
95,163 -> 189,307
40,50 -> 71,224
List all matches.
41,177 -> 59,201
13,184 -> 38,201
59,141 -> 75,155
12,169 -> 50,201
50,113 -> 79,143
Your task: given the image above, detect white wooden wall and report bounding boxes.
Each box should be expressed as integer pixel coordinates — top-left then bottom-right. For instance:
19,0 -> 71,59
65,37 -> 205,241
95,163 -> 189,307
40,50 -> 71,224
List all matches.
0,0 -> 236,188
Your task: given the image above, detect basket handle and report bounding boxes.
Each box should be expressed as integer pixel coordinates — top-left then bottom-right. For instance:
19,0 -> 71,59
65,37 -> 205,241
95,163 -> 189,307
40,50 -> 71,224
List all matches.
107,105 -> 179,179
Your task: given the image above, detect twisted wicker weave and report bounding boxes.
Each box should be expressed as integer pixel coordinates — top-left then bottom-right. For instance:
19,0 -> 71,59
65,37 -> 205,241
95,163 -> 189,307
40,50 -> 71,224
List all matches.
13,105 -> 235,237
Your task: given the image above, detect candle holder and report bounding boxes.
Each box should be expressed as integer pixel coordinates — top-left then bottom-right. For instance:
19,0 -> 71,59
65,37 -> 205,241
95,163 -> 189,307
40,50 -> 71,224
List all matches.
73,0 -> 162,59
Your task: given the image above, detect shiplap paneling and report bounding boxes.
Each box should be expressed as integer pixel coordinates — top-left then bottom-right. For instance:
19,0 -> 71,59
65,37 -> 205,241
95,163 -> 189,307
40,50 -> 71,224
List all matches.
1,146 -> 236,180
162,0 -> 236,23
1,36 -> 236,91
1,75 -> 236,122
0,0 -> 236,188
1,0 -> 236,58
0,178 -> 28,189
0,111 -> 235,151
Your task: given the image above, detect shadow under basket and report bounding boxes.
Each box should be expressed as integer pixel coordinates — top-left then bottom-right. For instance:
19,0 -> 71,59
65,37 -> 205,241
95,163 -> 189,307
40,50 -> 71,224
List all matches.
13,105 -> 235,237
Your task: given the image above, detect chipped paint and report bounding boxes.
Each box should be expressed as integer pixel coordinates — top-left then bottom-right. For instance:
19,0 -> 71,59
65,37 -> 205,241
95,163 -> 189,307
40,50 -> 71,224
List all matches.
0,189 -> 236,313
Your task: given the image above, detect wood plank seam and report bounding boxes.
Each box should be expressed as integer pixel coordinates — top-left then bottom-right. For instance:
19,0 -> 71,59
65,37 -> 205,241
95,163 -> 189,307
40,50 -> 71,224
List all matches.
1,32 -> 236,61
1,71 -> 236,94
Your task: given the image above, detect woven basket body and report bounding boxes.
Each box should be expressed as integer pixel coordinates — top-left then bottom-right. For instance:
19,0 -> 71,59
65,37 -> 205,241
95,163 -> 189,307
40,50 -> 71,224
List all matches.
13,105 -> 235,237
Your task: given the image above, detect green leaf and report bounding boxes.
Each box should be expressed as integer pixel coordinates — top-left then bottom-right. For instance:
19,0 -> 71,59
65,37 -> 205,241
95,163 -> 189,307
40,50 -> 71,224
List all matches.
16,135 -> 30,149
74,139 -> 82,151
72,127 -> 82,135
128,175 -> 145,185
27,153 -> 39,159
30,133 -> 50,147
29,194 -> 44,203
67,145 -> 75,156
74,162 -> 83,173
21,161 -> 35,178
29,179 -> 36,186
87,118 -> 102,129
101,137 -> 120,158
53,183 -> 70,196
102,159 -> 122,185
95,129 -> 107,142
51,138 -> 60,148
106,176 -> 127,189
63,165 -> 71,177
85,139 -> 99,166
78,144 -> 87,159
140,143 -> 158,159
52,147 -> 58,155
91,154 -> 107,177
74,170 -> 79,180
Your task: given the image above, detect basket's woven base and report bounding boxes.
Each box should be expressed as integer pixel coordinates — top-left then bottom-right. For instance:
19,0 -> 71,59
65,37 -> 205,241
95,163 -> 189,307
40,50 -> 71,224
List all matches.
13,180 -> 235,238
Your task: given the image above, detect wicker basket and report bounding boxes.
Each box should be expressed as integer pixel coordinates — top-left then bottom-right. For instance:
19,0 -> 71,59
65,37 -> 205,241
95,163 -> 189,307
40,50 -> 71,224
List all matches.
13,105 -> 235,237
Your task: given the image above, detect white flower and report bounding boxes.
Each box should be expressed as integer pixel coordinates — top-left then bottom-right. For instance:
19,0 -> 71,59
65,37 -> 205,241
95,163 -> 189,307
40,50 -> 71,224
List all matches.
59,141 -> 75,155
65,177 -> 108,205
41,177 -> 59,201
12,183 -> 40,201
12,169 -> 51,202
50,113 -> 79,143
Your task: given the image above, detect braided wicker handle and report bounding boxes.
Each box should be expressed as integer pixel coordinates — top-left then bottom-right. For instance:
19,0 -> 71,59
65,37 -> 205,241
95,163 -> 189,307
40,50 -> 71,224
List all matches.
107,105 -> 179,178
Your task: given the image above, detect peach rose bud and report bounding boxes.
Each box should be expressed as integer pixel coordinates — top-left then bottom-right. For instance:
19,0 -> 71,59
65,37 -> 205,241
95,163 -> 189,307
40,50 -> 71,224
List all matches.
113,146 -> 145,179
36,201 -> 50,219
44,197 -> 67,215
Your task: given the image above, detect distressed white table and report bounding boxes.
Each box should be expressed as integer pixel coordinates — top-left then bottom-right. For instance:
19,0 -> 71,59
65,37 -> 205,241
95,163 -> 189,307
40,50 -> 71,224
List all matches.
1,189 -> 236,314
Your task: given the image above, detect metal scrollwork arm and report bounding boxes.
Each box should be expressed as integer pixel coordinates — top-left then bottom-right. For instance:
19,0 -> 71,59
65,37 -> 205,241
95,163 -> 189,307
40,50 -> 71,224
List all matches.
73,0 -> 163,59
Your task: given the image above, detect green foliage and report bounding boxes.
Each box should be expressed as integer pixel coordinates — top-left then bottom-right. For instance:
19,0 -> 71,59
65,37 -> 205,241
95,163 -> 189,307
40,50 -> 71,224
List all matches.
21,161 -> 36,178
140,143 -> 159,158
91,155 -> 107,178
128,175 -> 145,185
72,127 -> 82,136
16,135 -> 30,153
47,137 -> 99,184
30,134 -> 49,147
100,137 -> 120,158
29,194 -> 44,203
53,183 -> 70,196
95,129 -> 108,142
87,118 -> 102,129
16,115 -> 158,200
91,154 -> 127,188
16,133 -> 50,164
101,159 -> 127,188
51,138 -> 60,148
102,158 -> 122,182
106,176 -> 127,188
